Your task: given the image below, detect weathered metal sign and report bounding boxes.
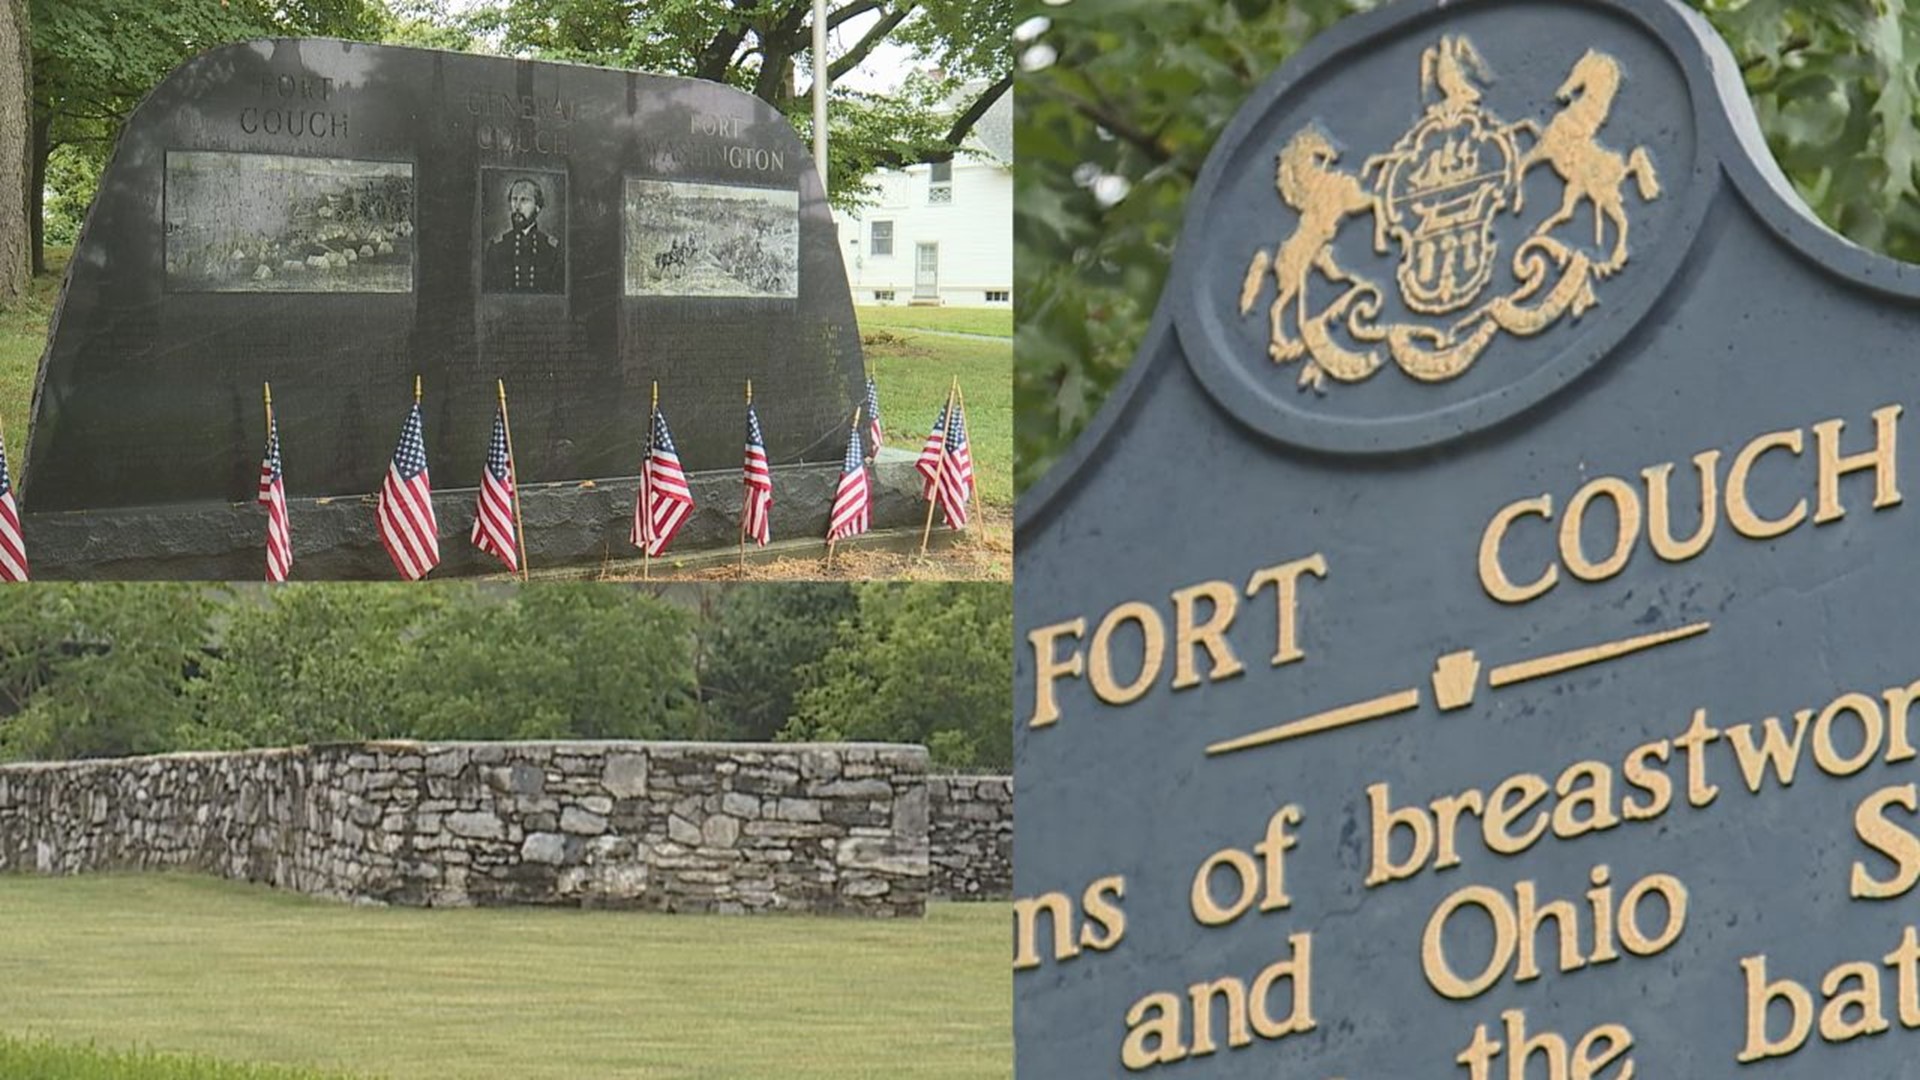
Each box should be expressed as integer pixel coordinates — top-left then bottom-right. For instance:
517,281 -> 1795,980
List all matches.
1014,0 -> 1920,1074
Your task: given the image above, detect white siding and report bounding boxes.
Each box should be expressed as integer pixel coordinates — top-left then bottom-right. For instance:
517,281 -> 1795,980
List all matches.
835,160 -> 1012,307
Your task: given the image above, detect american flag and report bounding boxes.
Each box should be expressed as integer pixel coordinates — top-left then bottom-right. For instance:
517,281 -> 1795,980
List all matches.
471,404 -> 518,571
915,402 -> 949,499
378,402 -> 441,580
257,415 -> 291,581
632,407 -> 694,557
742,402 -> 773,546
935,400 -> 975,529
0,434 -> 26,582
827,425 -> 870,542
865,378 -> 884,449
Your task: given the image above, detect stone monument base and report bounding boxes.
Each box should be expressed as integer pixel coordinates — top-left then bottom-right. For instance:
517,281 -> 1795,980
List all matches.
22,448 -> 935,580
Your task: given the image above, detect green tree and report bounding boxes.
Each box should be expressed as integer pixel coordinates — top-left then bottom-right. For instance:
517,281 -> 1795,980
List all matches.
1015,0 -> 1920,490
785,583 -> 1011,769
465,0 -> 1013,205
394,585 -> 699,742
189,585 -> 699,748
0,585 -> 217,761
181,586 -> 446,749
698,583 -> 857,741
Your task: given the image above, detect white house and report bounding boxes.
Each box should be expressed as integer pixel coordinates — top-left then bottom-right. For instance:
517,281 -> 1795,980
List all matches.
833,90 -> 1012,307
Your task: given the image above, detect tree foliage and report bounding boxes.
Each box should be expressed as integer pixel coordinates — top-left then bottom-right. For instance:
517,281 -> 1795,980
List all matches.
698,583 -> 858,742
785,583 -> 1012,769
0,585 -> 218,760
0,583 -> 1009,772
1014,0 -> 1920,491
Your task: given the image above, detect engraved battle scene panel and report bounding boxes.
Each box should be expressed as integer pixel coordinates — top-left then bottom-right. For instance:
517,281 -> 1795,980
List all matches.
623,179 -> 799,299
163,152 -> 415,293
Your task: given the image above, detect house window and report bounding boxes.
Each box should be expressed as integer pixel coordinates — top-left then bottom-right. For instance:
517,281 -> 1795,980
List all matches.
986,290 -> 1010,303
873,290 -> 895,302
871,221 -> 893,256
929,160 -> 953,205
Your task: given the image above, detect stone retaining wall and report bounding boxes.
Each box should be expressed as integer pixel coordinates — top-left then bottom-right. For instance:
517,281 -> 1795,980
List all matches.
0,741 -> 929,916
928,774 -> 1012,900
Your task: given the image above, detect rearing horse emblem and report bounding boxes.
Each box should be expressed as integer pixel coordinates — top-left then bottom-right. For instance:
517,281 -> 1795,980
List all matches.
1238,39 -> 1660,391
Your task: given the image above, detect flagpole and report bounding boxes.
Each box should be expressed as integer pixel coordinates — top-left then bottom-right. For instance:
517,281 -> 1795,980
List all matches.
498,379 -> 530,583
826,404 -> 860,572
739,379 -> 751,575
644,380 -> 657,581
918,376 -> 957,555
414,374 -> 421,406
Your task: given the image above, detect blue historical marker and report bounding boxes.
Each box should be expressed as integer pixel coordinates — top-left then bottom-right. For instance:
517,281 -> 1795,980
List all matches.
1015,0 -> 1920,1075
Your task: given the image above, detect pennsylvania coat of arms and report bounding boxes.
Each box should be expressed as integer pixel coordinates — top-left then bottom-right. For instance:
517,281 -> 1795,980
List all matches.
1237,36 -> 1661,391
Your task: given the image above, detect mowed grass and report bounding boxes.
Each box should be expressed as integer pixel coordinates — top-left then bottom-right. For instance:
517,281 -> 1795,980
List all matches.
0,874 -> 1009,1080
0,1036 -> 373,1080
855,306 -> 1011,338
0,249 -> 65,473
867,329 -> 1011,510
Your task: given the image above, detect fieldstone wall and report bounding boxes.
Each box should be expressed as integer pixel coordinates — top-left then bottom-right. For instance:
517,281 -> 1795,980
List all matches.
928,774 -> 1012,900
0,741 -> 928,916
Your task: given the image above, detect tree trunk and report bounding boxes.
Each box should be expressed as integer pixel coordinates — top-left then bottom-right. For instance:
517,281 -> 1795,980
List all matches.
29,110 -> 45,276
0,0 -> 29,302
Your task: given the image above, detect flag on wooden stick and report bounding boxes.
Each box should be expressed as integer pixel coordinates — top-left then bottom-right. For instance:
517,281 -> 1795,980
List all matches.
742,399 -> 773,547
471,402 -> 519,572
828,422 -> 870,542
258,405 -> 291,582
633,405 -> 694,557
378,387 -> 440,580
935,396 -> 975,529
0,426 -> 27,583
865,377 -> 884,449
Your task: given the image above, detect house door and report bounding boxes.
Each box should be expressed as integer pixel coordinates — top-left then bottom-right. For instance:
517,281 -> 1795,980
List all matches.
915,243 -> 939,299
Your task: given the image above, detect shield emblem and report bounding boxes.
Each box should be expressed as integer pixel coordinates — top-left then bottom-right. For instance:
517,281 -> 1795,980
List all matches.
1375,110 -> 1519,314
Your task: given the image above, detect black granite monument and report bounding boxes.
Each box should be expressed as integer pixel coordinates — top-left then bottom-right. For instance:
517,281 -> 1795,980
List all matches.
26,39 -> 920,577
1017,0 -> 1920,1074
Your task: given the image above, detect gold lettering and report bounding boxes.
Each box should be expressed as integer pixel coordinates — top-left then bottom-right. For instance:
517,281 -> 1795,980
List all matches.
1090,599 -> 1159,703
1559,476 -> 1640,582
1026,617 -> 1085,729
1813,404 -> 1902,525
1643,450 -> 1720,561
1813,692 -> 1885,776
1080,875 -> 1128,950
1480,495 -> 1557,603
1170,580 -> 1246,690
1012,892 -> 1077,970
1819,962 -> 1890,1042
1244,554 -> 1327,665
1740,954 -> 1813,1063
1366,782 -> 1432,887
1122,993 -> 1184,1070
1616,872 -> 1687,957
1726,427 -> 1806,539
1852,784 -> 1920,900
1621,739 -> 1674,820
1423,884 -> 1516,1000
1484,773 -> 1551,855
1191,847 -> 1259,927
1514,880 -> 1584,983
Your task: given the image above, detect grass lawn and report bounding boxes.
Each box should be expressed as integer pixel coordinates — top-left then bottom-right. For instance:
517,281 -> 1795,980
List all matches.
0,874 -> 1009,1080
0,1036 -> 371,1079
855,306 -> 1011,338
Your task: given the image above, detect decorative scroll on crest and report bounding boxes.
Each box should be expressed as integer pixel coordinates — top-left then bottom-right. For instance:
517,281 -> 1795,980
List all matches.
1237,37 -> 1661,391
